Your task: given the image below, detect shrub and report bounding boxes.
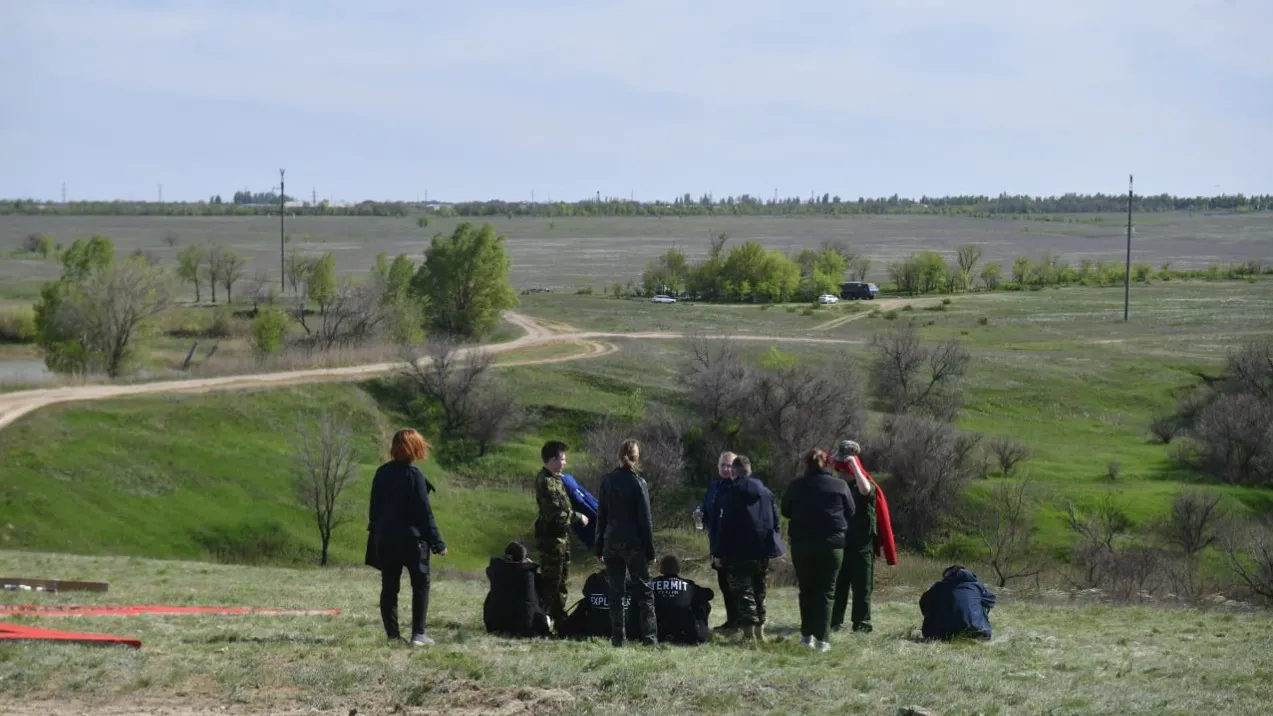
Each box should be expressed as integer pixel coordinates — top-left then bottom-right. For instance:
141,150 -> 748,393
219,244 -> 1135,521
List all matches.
575,285 -> 594,295
883,310 -> 899,320
1106,460 -> 1122,481
192,520 -> 314,565
206,307 -> 236,338
977,316 -> 989,326
941,298 -> 953,305
0,306 -> 36,343
987,435 -> 1030,475
800,307 -> 815,316
250,307 -> 291,358
1149,414 -> 1181,444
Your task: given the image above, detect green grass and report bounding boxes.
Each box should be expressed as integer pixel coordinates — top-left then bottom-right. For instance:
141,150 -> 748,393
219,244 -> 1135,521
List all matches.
1,550 -> 1271,715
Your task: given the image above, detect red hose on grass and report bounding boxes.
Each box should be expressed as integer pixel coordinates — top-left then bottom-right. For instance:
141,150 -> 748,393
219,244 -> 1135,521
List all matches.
0,604 -> 340,617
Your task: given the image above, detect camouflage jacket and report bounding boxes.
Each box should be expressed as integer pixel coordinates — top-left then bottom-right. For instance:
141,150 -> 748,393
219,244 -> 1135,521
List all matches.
535,468 -> 583,541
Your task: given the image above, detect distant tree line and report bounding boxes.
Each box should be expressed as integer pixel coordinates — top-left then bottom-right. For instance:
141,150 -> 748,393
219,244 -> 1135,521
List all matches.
4,192 -> 1271,218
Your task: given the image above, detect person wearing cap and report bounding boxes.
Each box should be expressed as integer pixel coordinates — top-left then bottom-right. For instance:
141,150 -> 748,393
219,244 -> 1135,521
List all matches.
828,439 -> 896,634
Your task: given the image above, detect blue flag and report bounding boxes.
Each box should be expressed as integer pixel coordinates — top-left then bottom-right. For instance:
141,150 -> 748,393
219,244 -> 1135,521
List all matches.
559,472 -> 599,548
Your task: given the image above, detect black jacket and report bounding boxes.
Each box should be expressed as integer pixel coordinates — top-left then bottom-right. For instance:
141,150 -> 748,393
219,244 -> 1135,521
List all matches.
652,574 -> 714,645
920,567 -> 996,640
483,558 -> 551,638
595,466 -> 655,560
781,467 -> 855,548
715,475 -> 786,561
565,571 -> 639,640
368,460 -> 445,551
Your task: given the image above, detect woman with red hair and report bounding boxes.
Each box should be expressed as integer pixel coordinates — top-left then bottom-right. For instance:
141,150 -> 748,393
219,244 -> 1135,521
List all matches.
781,448 -> 855,653
368,428 -> 447,646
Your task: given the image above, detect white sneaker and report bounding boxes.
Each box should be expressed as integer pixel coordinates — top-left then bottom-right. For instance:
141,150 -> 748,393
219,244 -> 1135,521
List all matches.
409,634 -> 435,647
816,640 -> 831,653
800,635 -> 816,648
545,615 -> 555,632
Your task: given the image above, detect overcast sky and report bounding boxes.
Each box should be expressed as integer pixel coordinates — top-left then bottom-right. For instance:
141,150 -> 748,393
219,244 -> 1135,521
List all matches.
2,0 -> 1269,202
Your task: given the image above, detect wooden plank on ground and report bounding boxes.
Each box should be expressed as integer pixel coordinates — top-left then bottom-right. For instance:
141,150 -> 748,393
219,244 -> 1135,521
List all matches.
0,578 -> 110,593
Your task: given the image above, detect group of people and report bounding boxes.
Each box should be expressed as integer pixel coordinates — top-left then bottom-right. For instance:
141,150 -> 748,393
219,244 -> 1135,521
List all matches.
365,428 -> 996,649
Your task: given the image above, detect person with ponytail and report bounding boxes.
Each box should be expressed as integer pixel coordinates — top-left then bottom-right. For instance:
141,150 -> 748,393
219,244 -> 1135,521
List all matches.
593,439 -> 658,646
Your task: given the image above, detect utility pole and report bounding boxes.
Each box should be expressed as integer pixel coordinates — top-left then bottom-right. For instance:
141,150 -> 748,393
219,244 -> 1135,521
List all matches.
279,169 -> 286,291
61,182 -> 66,204
1124,174 -> 1133,322
158,184 -> 163,203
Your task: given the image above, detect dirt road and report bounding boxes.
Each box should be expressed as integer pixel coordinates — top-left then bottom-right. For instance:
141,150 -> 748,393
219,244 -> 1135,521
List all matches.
0,312 -> 865,432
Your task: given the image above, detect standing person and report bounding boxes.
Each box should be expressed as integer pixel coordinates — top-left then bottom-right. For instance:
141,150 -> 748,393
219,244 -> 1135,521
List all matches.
829,440 -> 896,634
368,428 -> 447,647
594,439 -> 658,647
781,448 -> 854,653
534,440 -> 590,628
714,455 -> 785,642
697,451 -> 738,630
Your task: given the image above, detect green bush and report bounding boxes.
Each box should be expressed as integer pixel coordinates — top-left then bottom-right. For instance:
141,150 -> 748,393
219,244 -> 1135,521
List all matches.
192,520 -> 315,565
977,316 -> 989,326
941,298 -> 953,305
250,307 -> 291,358
207,307 -> 237,338
0,306 -> 36,343
575,285 -> 594,295
884,310 -> 899,320
801,307 -> 815,316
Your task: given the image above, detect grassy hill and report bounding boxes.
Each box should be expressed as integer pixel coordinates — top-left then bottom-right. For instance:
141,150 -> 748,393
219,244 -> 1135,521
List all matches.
1,550 -> 1271,715
1,281 -> 1271,575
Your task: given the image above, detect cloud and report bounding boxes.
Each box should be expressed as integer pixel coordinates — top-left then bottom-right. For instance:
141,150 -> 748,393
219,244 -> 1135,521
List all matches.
3,0 -> 1270,199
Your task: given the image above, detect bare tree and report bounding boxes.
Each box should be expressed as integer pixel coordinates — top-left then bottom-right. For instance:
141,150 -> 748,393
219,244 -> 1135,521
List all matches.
39,256 -> 174,377
871,414 -> 982,547
467,384 -> 522,458
1224,340 -> 1273,400
870,324 -> 970,421
744,356 -> 869,488
1062,493 -> 1132,589
218,250 -> 249,303
987,435 -> 1030,476
975,476 -> 1048,587
401,339 -> 494,440
582,408 -> 687,507
1149,414 -> 1181,444
956,244 -> 983,291
298,278 -> 387,352
294,411 -> 359,566
1157,490 -> 1224,557
1191,394 -> 1273,486
849,257 -> 872,282
1220,518 -> 1273,603
163,230 -> 180,248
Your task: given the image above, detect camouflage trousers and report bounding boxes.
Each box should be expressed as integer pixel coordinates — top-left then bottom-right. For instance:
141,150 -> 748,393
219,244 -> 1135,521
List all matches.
725,559 -> 771,626
538,539 -> 570,624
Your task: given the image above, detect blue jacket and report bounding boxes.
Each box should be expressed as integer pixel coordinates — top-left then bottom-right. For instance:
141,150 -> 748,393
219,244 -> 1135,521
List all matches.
701,478 -> 731,554
919,568 -> 996,640
715,475 -> 786,562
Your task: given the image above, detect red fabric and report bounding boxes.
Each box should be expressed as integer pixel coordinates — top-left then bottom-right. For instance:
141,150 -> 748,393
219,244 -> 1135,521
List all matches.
0,623 -> 141,648
853,456 -> 899,566
0,604 -> 340,617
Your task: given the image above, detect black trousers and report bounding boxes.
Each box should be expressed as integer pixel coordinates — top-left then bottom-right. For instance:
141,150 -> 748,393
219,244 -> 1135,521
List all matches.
604,548 -> 656,645
716,564 -> 737,625
378,537 -> 431,639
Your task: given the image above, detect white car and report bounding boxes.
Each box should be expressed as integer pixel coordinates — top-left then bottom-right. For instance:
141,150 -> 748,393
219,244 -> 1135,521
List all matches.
651,294 -> 677,304
817,294 -> 840,305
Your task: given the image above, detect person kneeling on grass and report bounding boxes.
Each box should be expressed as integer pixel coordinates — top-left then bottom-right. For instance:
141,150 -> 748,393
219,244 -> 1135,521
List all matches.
483,541 -> 553,638
651,555 -> 714,645
558,568 -> 639,640
920,565 -> 996,641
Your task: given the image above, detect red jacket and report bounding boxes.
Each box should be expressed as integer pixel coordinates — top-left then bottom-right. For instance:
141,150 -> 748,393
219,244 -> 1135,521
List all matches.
833,456 -> 898,566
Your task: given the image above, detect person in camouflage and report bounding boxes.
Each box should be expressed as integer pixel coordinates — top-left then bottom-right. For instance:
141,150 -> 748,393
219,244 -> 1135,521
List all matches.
535,441 -> 589,627
830,440 -> 877,633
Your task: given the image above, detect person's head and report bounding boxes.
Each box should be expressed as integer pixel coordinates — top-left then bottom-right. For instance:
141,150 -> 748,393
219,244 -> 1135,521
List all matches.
804,448 -> 830,471
731,455 -> 752,479
505,541 -> 528,562
835,440 -> 862,460
390,428 -> 431,463
618,439 -> 641,470
717,451 -> 737,479
943,564 -> 965,580
660,554 -> 681,577
541,440 -> 568,474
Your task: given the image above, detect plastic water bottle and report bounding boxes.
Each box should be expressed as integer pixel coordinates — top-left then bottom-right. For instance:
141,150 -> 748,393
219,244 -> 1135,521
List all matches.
693,506 -> 704,531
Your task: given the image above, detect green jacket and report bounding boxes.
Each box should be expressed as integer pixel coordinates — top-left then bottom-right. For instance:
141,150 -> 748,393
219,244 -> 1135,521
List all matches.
535,467 -> 584,541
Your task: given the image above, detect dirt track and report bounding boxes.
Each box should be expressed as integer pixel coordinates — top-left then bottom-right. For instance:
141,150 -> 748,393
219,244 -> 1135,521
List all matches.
0,312 -> 864,432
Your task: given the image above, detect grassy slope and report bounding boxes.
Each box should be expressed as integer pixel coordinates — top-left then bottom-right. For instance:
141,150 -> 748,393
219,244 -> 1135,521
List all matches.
1,551 -> 1271,715
1,281 -> 1271,569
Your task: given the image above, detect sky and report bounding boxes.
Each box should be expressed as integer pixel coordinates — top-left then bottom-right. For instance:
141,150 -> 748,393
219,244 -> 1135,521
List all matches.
2,0 -> 1270,202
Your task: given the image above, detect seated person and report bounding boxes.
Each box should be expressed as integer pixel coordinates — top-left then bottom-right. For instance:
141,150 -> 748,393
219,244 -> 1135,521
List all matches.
651,555 -> 714,645
559,569 -> 639,640
483,541 -> 553,638
919,565 -> 996,641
